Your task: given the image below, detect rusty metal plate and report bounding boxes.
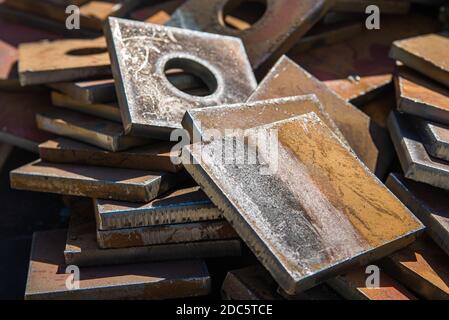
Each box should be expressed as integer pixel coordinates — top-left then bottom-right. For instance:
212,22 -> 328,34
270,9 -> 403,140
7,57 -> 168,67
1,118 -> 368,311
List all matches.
388,111 -> 449,191
386,173 -> 449,256
416,119 -> 449,162
167,0 -> 332,71
390,33 -> 449,88
51,91 -> 121,122
97,220 -> 237,249
0,39 -> 18,88
248,55 -> 393,178
36,109 -> 150,152
327,266 -> 416,300
332,0 -> 410,14
358,88 -> 396,129
325,74 -> 393,106
182,95 -> 347,144
0,90 -> 55,152
288,21 -> 363,56
49,78 -> 117,104
105,18 -> 256,139
395,67 -> 449,125
291,13 -> 440,82
182,113 -> 423,294
38,137 -> 182,173
25,229 -> 211,300
381,236 -> 449,300
18,37 -> 111,85
95,186 -> 222,230
4,0 -> 139,31
66,201 -> 241,266
10,159 -> 183,202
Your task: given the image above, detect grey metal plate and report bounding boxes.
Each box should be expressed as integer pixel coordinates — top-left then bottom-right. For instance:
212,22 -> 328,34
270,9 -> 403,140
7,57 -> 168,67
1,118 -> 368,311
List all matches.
386,172 -> 449,256
182,113 -> 423,294
105,17 -> 256,139
387,111 -> 449,190
95,186 -> 222,230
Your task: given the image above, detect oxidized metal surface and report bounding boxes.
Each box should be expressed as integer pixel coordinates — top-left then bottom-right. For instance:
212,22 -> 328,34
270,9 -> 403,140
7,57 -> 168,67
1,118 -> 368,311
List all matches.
332,0 -> 410,14
95,186 -> 222,230
390,33 -> 449,88
36,109 -> 150,152
26,229 -> 211,300
387,111 -> 449,191
105,17 -> 256,139
18,37 -> 111,85
327,266 -> 416,300
167,0 -> 332,70
97,219 -> 238,249
221,265 -> 282,300
381,236 -> 449,300
0,39 -> 18,88
0,90 -> 55,152
38,137 -> 182,173
66,201 -> 241,266
325,74 -> 392,105
182,95 -> 347,144
182,113 -> 423,294
51,91 -> 121,122
358,90 -> 396,129
248,55 -> 393,178
49,78 -> 117,104
386,173 -> 449,256
10,159 -> 182,202
395,67 -> 449,125
292,13 -> 439,81
416,118 -> 449,162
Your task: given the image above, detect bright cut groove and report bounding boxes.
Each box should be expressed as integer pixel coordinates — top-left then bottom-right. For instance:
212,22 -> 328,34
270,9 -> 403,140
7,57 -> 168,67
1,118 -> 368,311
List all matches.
164,58 -> 217,97
222,0 -> 267,30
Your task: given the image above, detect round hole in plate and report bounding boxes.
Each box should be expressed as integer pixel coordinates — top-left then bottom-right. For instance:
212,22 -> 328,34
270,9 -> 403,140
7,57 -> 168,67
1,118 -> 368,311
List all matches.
66,47 -> 108,56
221,0 -> 267,31
164,58 -> 218,97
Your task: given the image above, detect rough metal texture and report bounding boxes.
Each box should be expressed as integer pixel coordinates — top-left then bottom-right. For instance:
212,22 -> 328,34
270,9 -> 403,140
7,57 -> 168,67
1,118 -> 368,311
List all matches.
390,33 -> 449,88
395,67 -> 449,125
381,236 -> 449,300
97,219 -> 238,249
248,56 -> 393,178
49,78 -> 117,104
36,109 -> 150,152
25,229 -> 211,300
66,201 -> 241,266
388,111 -> 449,191
325,74 -> 392,106
95,186 -> 222,230
18,37 -> 111,85
327,266 -> 416,300
182,113 -> 423,294
182,95 -> 347,144
0,39 -> 18,88
0,90 -> 55,153
167,0 -> 332,71
416,118 -> 449,162
386,173 -> 449,256
332,0 -> 410,14
51,91 -> 121,122
10,159 -> 182,202
105,17 -> 256,139
38,137 -> 182,173
221,265 -> 282,300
